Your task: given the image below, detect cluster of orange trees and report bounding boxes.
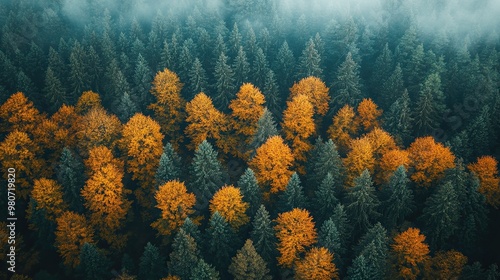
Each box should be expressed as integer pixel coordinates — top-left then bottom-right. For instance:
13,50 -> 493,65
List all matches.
1,68 -> 499,279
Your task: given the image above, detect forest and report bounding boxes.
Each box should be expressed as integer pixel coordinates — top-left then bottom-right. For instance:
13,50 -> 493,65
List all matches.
0,0 -> 499,279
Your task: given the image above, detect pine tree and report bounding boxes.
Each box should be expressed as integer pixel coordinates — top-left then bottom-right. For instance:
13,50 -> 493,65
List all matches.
307,138 -> 344,189
277,173 -> 307,213
263,70 -> 281,117
190,259 -> 220,280
116,91 -> 138,122
385,89 -> 413,145
318,218 -> 344,269
189,140 -> 226,211
371,43 -> 394,106
332,52 -> 363,110
213,52 -> 236,110
138,242 -> 166,280
421,181 -> 460,249
233,46 -> 250,88
168,229 -> 199,280
155,143 -> 182,186
229,23 -> 242,57
69,42 -> 91,100
181,217 -> 203,247
381,166 -> 414,229
57,147 -> 85,212
314,173 -> 340,222
188,58 -> 209,98
382,64 -> 405,110
252,48 -> 270,89
353,223 -> 389,279
205,212 -> 238,272
275,41 -> 295,93
249,108 -> 278,155
345,170 -> 380,234
458,175 -> 488,251
467,106 -> 493,160
229,239 -> 272,280
78,243 -> 110,280
414,72 -> 447,135
132,54 -> 153,110
251,205 -> 277,264
43,67 -> 67,113
347,255 -> 373,280
237,168 -> 262,217
297,38 -> 323,79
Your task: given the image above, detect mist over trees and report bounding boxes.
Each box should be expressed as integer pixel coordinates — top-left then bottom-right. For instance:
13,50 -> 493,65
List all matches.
0,0 -> 499,279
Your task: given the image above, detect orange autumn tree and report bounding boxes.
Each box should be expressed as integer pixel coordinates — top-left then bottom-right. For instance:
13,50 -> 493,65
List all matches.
82,146 -> 131,249
364,128 -> 399,184
50,104 -> 80,148
391,227 -> 430,280
249,135 -> 294,195
289,76 -> 330,128
209,185 -> 249,229
424,250 -> 467,280
228,83 -> 266,158
30,178 -> 67,221
151,180 -> 196,236
407,137 -> 455,187
55,211 -> 95,268
274,208 -> 317,268
185,92 -> 228,151
343,137 -> 375,188
75,90 -> 102,115
378,149 -> 411,184
356,98 -> 382,132
468,156 -> 500,208
74,107 -> 121,157
294,247 -> 339,280
327,104 -> 359,152
0,92 -> 42,135
121,113 -> 164,207
148,68 -> 185,148
282,94 -> 315,174
0,130 -> 44,198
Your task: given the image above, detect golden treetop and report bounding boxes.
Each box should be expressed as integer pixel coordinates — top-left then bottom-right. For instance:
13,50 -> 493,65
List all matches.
209,185 -> 250,229
294,247 -> 339,280
229,83 -> 266,137
289,76 -> 330,116
0,92 -> 42,134
356,98 -> 382,131
468,156 -> 500,207
75,91 -> 102,115
150,68 -> 184,103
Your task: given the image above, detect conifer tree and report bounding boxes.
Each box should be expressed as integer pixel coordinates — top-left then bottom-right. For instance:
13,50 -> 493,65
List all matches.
251,205 -> 278,264
371,43 -> 394,104
385,89 -> 413,145
181,217 -> 203,247
155,143 -> 182,186
205,212 -> 239,272
237,168 -> 263,217
116,91 -> 138,122
275,41 -> 295,93
214,52 -> 236,110
188,58 -> 209,98
297,39 -> 323,79
43,67 -> 67,113
78,243 -> 110,280
345,170 -> 380,233
318,218 -> 344,269
233,46 -> 250,88
168,229 -> 199,280
413,72 -> 447,134
252,48 -> 270,89
57,147 -> 85,212
263,70 -> 281,117
138,242 -> 166,280
229,239 -> 272,280
332,52 -> 363,109
353,223 -> 389,279
133,53 -> 153,110
347,255 -> 373,280
277,172 -> 307,213
381,166 -> 414,229
190,259 -> 220,280
308,138 -> 344,188
382,64 -> 405,109
249,108 -> 278,155
314,173 -> 340,222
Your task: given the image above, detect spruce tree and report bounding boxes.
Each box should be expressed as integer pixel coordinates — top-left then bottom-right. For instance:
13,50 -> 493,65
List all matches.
181,217 -> 203,247
314,173 -> 340,222
297,38 -> 323,80
69,41 -> 91,100
78,243 -> 111,280
275,41 -> 295,94
381,166 -> 414,229
414,72 -> 447,135
381,63 -> 405,110
188,58 -> 209,98
237,168 -> 262,217
138,242 -> 166,280
252,47 -> 270,89
307,138 -> 344,189
228,239 -> 272,280
459,175 -> 488,251
116,91 -> 138,122
43,67 -> 67,113
371,43 -> 393,104
385,89 -> 413,145
347,255 -> 374,280
233,46 -> 250,88
345,170 -> 380,234
168,229 -> 199,280
353,223 -> 388,279
190,259 -> 220,280
57,147 -> 85,212
213,52 -> 236,110
250,205 -> 277,264
229,23 -> 242,57
318,218 -> 344,269
249,108 -> 279,155
263,70 -> 281,118
132,53 -> 153,110
155,143 -> 182,187
205,212 -> 238,272
466,106 -> 493,159
332,52 -> 363,110
277,172 -> 307,213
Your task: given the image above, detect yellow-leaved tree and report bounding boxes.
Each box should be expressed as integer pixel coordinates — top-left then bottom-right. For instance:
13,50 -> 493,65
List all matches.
148,68 -> 185,148
468,156 -> 500,208
391,227 -> 430,280
75,90 -> 102,115
30,178 -> 67,221
327,104 -> 359,153
282,94 -> 315,174
275,208 -> 317,268
343,137 -> 375,188
294,247 -> 339,280
209,185 -> 249,229
151,180 -> 196,236
356,98 -> 382,132
378,149 -> 411,184
289,76 -> 330,128
120,113 -> 164,208
0,92 -> 42,135
81,146 -> 131,249
55,211 -> 95,268
249,135 -> 294,196
185,92 -> 228,151
424,250 -> 467,280
228,83 -> 266,158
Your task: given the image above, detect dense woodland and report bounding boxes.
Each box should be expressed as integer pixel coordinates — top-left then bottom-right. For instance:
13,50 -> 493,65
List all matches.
1,0 -> 500,279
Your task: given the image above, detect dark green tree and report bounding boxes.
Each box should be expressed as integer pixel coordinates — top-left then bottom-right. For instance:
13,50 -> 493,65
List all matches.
116,90 -> 138,122
43,67 -> 66,113
371,43 -> 393,105
414,72 -> 447,135
138,242 -> 166,280
263,70 -> 281,118
277,172 -> 307,213
237,168 -> 262,217
155,143 -> 182,186
233,46 -> 250,88
213,52 -> 236,110
318,218 -> 345,269
381,63 -> 405,110
205,212 -> 238,272
252,47 -> 270,89
385,89 -> 413,145
78,243 -> 111,280
307,138 -> 344,189
188,58 -> 209,98
332,52 -> 363,110
249,108 -> 279,156
353,223 -> 388,279
345,170 -> 380,234
228,239 -> 272,280
213,33 -> 228,61
229,23 -> 242,57
347,255 -> 374,280
190,258 -> 220,280
274,41 -> 295,94
297,38 -> 323,80
69,41 -> 91,100
314,173 -> 340,222
168,229 -> 199,280
381,166 -> 414,229
250,205 -> 277,264
57,147 -> 85,212
466,106 -> 493,159
181,217 -> 203,247
133,53 -> 153,110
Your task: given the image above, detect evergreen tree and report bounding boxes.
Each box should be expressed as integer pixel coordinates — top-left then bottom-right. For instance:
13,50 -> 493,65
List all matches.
205,212 -> 238,272
57,148 -> 85,212
307,138 -> 344,189
318,218 -> 344,269
332,52 -> 363,110
78,243 -> 110,280
249,108 -> 279,155
138,242 -> 166,280
229,23 -> 242,57
228,239 -> 272,280
371,43 -> 393,104
345,170 -> 380,234
385,89 -> 413,145
233,46 -> 250,88
188,58 -> 209,98
459,175 -> 488,251
414,72 -> 447,135
314,173 -> 340,222
213,52 -> 236,110
213,33 -> 228,61
420,181 -> 460,249
190,259 -> 220,280
69,41 -> 91,100
381,166 -> 414,229
275,41 -> 295,94
466,106 -> 493,159
347,255 -> 373,280
277,172 -> 307,213
250,205 -> 277,264
181,217 -> 203,247
43,67 -> 67,114
155,143 -> 182,186
189,140 -> 226,211
263,70 -> 281,118
168,229 -> 199,280
132,53 -> 153,110
237,168 -> 262,217
116,91 -> 138,122
353,223 -> 388,279
252,47 -> 270,89
297,38 -> 323,80
381,64 -> 405,110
